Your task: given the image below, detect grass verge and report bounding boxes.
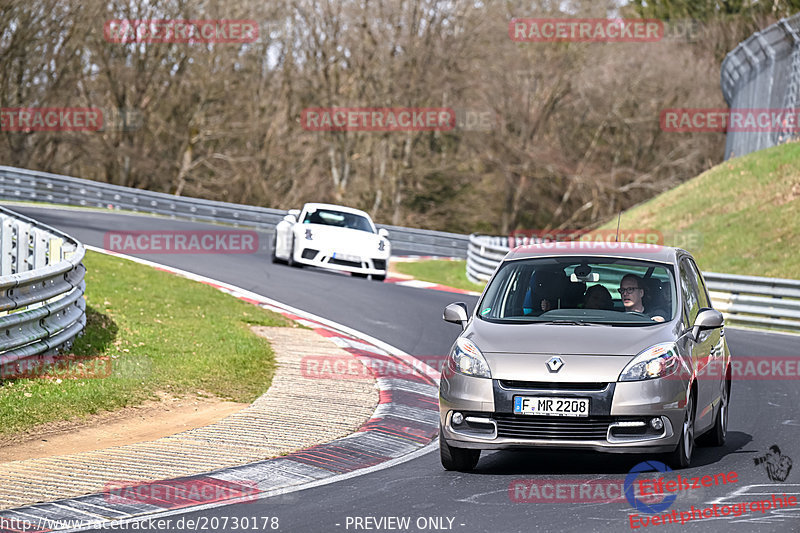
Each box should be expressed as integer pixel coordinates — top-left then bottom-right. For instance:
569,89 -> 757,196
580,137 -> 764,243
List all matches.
0,250 -> 290,437
393,142 -> 800,309
598,141 -> 800,278
392,259 -> 486,292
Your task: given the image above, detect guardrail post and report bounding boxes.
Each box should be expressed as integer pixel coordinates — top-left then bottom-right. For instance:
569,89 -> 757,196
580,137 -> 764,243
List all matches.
0,218 -> 13,275
14,221 -> 30,274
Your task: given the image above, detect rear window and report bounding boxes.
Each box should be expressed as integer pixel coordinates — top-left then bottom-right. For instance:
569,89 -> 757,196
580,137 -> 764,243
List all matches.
477,256 -> 676,325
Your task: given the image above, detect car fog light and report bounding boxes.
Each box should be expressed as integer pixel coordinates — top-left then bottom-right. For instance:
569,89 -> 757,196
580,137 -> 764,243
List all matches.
650,417 -> 664,430
452,412 -> 464,425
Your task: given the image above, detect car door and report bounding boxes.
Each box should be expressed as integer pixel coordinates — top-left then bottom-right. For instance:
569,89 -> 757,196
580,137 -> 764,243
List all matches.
677,258 -> 698,386
682,257 -> 719,431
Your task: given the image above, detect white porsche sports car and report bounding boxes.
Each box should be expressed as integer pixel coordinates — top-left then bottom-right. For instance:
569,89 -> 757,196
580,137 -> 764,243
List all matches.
272,203 -> 391,281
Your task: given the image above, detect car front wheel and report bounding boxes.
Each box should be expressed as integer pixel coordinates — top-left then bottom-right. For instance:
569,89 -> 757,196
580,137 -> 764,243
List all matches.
703,379 -> 729,447
668,393 -> 695,469
440,433 -> 480,472
271,233 -> 286,264
287,237 -> 302,268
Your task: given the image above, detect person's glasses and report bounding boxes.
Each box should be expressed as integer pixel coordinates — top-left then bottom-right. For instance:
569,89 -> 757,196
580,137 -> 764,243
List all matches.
617,287 -> 639,295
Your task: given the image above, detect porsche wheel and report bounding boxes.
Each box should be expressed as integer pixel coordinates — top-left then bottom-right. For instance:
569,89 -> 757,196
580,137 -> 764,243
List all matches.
287,237 -> 302,268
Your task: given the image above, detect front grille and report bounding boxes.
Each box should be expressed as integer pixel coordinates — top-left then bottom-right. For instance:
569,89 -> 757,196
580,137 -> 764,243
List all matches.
301,248 -> 319,260
330,258 -> 362,267
494,414 -> 618,440
373,259 -> 386,270
499,380 -> 609,391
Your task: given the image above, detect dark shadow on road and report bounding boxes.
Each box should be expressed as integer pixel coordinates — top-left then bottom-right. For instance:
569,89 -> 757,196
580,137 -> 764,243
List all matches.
470,430 -> 752,476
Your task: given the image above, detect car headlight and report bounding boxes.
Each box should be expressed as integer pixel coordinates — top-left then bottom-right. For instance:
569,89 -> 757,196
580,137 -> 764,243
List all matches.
619,342 -> 681,382
378,239 -> 386,252
448,337 -> 491,378
304,228 -> 313,240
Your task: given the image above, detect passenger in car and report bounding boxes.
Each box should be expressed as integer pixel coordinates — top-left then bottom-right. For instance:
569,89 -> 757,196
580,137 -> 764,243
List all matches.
583,284 -> 614,310
523,270 -> 564,314
618,274 -> 666,322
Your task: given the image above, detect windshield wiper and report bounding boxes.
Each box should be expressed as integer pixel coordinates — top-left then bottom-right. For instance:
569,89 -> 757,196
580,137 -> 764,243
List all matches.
537,320 -> 610,326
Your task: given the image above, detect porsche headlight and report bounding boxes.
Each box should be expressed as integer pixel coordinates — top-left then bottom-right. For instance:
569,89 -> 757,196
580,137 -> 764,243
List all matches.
619,342 -> 681,381
449,337 -> 491,378
305,228 -> 313,240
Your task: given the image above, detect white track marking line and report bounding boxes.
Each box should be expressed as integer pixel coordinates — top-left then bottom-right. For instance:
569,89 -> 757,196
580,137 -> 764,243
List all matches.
48,247 -> 441,533
59,441 -> 439,533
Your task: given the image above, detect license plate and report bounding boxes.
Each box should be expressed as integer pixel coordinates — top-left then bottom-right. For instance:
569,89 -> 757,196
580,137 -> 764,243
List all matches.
513,396 -> 589,417
333,252 -> 360,263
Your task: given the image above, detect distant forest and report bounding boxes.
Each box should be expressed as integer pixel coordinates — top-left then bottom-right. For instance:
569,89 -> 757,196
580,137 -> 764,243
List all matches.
2,0 -> 798,233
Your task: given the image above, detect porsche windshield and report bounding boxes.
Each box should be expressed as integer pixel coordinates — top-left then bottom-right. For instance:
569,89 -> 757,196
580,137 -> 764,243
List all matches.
477,257 -> 677,325
303,209 -> 374,233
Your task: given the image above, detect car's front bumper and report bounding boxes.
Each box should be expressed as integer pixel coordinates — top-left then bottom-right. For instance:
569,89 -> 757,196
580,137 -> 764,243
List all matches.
294,245 -> 389,275
439,371 -> 687,453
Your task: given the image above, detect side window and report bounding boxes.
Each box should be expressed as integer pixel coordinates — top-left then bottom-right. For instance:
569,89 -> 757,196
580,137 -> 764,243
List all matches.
679,260 -> 699,326
686,258 -> 711,309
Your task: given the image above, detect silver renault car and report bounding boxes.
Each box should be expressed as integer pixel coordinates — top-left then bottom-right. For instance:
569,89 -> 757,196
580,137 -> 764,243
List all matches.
439,242 -> 731,471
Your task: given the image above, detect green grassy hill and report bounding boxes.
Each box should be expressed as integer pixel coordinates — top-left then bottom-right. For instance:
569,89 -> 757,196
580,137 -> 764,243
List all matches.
600,141 -> 800,278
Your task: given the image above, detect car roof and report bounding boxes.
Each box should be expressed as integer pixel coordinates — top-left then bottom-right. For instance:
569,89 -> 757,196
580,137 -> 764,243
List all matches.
504,241 -> 688,264
301,202 -> 372,218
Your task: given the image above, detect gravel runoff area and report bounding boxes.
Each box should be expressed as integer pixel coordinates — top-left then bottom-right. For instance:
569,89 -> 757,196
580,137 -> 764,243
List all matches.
0,326 -> 378,510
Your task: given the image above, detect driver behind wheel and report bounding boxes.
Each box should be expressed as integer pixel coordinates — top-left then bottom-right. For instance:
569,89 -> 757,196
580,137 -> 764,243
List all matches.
618,274 -> 666,322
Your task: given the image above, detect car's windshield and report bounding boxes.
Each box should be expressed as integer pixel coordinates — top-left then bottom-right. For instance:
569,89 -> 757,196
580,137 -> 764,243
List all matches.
477,257 -> 676,325
302,208 -> 374,233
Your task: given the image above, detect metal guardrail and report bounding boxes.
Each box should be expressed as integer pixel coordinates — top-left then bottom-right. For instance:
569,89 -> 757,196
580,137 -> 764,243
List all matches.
2,162 -> 797,333
705,272 -> 800,331
466,234 -> 800,332
0,166 -> 469,258
466,235 -> 509,284
720,13 -> 800,159
0,206 -> 86,377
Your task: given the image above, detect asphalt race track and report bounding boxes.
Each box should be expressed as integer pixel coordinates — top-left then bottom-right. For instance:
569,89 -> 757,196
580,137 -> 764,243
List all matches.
10,205 -> 800,533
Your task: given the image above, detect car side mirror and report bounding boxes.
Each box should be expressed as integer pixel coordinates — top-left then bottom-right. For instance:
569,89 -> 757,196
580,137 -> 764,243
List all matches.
378,228 -> 389,238
283,214 -> 297,223
443,302 -> 469,330
288,209 -> 301,218
691,307 -> 723,341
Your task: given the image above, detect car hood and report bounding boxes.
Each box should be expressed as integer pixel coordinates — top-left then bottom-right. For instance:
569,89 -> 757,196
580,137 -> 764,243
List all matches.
295,224 -> 386,248
463,318 -> 681,382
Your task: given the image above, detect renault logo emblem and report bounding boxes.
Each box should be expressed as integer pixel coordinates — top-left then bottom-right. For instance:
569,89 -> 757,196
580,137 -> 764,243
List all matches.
546,356 -> 564,372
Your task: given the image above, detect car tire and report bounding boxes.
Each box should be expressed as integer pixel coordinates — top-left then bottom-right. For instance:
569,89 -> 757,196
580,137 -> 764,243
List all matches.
352,273 -> 368,278
668,392 -> 695,469
372,274 -> 386,282
701,378 -> 729,447
271,234 -> 285,264
440,434 -> 480,472
287,237 -> 302,268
